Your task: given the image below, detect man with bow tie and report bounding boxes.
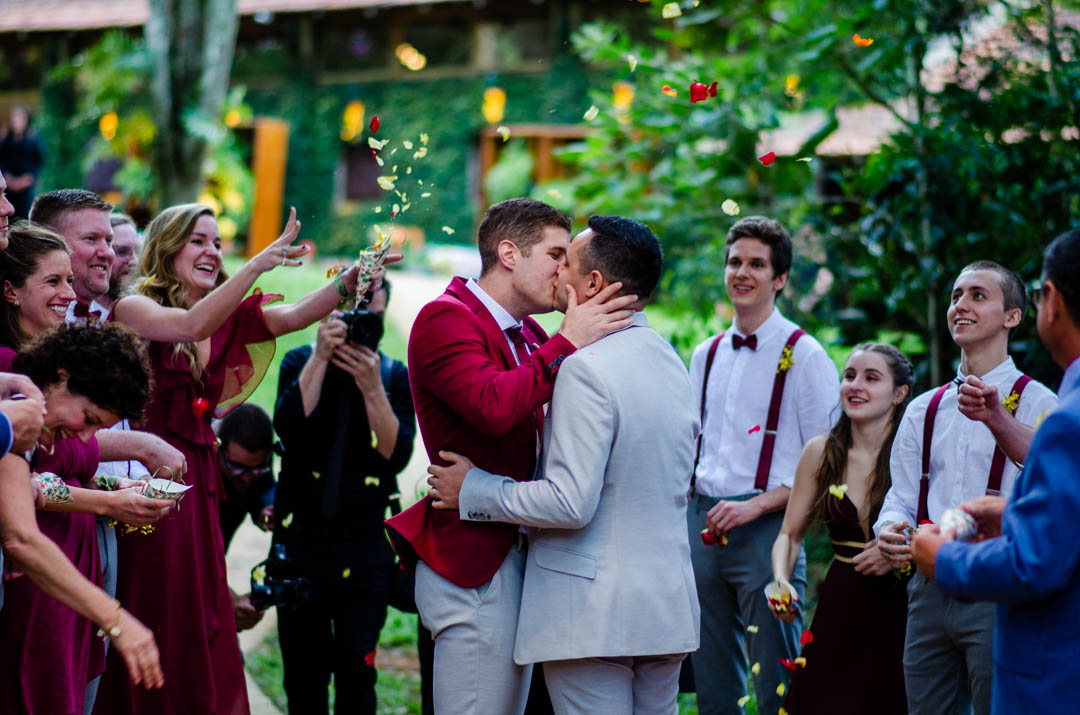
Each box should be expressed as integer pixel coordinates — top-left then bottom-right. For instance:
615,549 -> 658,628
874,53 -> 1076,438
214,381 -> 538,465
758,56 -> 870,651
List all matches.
686,216 -> 839,715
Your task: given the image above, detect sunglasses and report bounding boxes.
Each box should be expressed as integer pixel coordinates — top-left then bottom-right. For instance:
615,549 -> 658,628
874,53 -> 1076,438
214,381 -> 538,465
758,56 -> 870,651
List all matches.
219,450 -> 272,479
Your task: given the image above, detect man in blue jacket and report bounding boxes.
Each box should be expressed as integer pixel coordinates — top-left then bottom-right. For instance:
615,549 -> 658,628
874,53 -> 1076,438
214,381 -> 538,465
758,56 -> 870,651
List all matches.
913,227 -> 1080,713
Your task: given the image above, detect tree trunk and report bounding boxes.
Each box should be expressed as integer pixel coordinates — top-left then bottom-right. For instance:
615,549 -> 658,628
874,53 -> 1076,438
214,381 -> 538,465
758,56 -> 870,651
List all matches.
145,0 -> 239,206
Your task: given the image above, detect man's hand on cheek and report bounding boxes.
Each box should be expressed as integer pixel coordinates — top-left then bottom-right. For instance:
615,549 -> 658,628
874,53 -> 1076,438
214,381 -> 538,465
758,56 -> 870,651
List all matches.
427,450 -> 476,510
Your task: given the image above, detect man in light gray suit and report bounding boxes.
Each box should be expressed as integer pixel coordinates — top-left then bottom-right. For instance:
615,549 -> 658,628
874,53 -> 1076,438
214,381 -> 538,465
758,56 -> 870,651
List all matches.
427,215 -> 701,714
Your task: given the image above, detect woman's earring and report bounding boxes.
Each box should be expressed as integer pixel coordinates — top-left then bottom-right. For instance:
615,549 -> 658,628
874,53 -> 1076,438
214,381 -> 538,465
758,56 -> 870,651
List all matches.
10,299 -> 18,308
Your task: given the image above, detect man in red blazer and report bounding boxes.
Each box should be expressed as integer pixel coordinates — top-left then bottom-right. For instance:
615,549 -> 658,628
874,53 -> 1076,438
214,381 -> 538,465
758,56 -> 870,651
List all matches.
386,198 -> 635,714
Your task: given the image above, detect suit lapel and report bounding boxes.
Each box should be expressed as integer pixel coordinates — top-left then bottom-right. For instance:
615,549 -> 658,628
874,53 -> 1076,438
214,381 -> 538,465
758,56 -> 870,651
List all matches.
446,277 -> 518,369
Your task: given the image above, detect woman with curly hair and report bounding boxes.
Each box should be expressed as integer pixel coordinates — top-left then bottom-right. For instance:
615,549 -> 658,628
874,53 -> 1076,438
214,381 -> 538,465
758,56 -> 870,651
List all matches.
0,319 -> 161,715
768,342 -> 915,714
94,204 -> 373,715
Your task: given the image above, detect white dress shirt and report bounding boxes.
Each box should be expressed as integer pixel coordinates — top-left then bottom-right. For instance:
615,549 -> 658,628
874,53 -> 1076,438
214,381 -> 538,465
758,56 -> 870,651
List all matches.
875,356 -> 1058,532
465,277 -> 529,365
688,308 -> 840,497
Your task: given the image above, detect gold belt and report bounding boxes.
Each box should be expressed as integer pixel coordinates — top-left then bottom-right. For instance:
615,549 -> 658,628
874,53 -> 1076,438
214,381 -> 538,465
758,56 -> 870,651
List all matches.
831,539 -> 864,564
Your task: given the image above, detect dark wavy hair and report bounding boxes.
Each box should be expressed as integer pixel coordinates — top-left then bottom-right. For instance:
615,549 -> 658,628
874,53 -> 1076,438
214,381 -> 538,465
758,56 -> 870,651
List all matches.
0,221 -> 71,349
809,342 -> 915,527
12,321 -> 152,422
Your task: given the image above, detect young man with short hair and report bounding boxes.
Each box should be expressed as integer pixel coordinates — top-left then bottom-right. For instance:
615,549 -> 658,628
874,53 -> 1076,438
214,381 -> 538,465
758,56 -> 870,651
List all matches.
876,260 -> 1058,715
386,198 -> 636,714
688,216 -> 840,715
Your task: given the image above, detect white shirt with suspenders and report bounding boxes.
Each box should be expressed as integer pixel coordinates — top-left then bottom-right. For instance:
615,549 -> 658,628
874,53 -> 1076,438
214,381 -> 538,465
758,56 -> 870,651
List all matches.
875,357 -> 1057,533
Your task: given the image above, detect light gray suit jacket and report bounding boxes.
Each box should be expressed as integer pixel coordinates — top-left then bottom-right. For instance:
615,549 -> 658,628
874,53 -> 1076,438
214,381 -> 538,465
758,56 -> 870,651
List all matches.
459,311 -> 701,665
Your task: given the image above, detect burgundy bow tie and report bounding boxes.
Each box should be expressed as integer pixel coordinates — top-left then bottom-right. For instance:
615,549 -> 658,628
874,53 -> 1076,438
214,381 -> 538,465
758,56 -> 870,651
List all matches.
732,333 -> 757,350
72,302 -> 101,322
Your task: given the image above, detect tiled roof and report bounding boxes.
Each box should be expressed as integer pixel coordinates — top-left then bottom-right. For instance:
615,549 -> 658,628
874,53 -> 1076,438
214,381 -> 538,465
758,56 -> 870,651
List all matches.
0,0 -> 461,33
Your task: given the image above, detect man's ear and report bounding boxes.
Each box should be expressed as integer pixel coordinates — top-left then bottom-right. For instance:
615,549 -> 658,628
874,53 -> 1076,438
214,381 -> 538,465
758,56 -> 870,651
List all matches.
1003,307 -> 1022,330
496,240 -> 518,271
1044,280 -> 1067,326
585,270 -> 606,299
772,271 -> 789,293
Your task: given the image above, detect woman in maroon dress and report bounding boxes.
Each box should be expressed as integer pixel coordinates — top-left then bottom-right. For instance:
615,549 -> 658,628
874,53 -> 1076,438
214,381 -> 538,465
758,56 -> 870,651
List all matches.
0,317 -> 157,715
769,343 -> 915,714
94,203 -> 367,715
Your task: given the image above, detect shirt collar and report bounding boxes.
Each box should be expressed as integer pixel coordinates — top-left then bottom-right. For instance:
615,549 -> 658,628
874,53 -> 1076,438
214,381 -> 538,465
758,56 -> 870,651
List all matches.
956,355 -> 1015,383
465,277 -> 521,332
1060,356 -> 1080,398
733,306 -> 782,342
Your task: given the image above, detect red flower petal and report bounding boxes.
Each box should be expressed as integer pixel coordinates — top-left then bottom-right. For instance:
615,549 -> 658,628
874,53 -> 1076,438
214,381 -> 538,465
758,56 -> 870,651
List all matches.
700,528 -> 716,546
801,629 -> 813,645
689,82 -> 708,103
364,649 -> 376,667
370,115 -> 380,133
708,81 -> 718,97
779,658 -> 797,672
748,424 -> 761,435
758,151 -> 776,166
370,149 -> 378,162
191,398 -> 211,418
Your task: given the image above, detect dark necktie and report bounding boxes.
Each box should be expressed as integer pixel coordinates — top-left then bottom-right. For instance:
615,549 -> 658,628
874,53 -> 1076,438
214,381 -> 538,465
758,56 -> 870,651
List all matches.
732,333 -> 757,350
506,326 -> 545,450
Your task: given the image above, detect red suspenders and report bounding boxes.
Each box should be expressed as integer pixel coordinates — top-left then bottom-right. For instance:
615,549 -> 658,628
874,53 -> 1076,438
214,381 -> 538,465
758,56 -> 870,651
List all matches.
916,374 -> 1032,524
690,329 -> 805,493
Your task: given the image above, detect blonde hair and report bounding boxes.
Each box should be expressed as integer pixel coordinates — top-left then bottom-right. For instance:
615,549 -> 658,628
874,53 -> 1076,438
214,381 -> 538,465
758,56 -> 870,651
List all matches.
137,204 -> 229,376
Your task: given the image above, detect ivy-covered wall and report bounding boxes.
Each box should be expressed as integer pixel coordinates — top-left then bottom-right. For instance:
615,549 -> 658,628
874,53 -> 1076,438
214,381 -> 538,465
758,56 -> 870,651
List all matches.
246,53 -> 606,255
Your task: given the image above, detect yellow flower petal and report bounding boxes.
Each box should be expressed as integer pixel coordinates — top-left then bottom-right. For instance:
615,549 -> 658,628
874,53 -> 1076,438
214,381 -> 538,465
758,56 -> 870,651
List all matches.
281,513 -> 294,528
342,568 -> 351,579
420,132 -> 429,145
377,176 -> 397,191
627,54 -> 638,72
547,188 -> 564,200
747,624 -> 759,633
403,140 -> 414,149
413,147 -> 428,160
252,565 -> 266,585
828,483 -> 849,499
583,105 -> 600,121
442,226 -> 456,235
795,657 -> 806,668
737,695 -> 750,707
777,682 -> 786,697
722,199 -> 740,216
779,708 -> 789,715
421,192 -> 432,198
751,662 -> 761,676
368,137 -> 389,150
662,2 -> 682,19
496,125 -> 511,142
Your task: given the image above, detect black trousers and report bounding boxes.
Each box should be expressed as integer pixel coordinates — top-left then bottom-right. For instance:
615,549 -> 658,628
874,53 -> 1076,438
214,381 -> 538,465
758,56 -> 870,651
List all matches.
277,536 -> 394,715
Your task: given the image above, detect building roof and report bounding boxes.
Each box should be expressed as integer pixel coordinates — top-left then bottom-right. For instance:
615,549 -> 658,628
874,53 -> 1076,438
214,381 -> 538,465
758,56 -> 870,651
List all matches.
0,0 -> 461,33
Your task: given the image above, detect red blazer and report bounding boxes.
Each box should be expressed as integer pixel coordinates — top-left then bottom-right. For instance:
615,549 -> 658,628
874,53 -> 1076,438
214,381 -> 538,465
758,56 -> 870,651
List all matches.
385,277 -> 574,587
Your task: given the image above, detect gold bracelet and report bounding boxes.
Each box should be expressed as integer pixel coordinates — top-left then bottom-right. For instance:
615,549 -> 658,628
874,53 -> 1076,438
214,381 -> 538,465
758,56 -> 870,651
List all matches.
96,599 -> 123,639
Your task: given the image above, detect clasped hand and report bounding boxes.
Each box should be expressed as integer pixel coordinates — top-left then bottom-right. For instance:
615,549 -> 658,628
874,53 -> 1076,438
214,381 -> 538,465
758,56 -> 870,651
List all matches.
427,450 -> 475,510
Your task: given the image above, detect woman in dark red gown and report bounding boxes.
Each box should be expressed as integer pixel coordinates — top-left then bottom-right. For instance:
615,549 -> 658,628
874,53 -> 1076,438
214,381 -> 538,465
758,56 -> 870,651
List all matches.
0,225 -> 161,714
0,319 -> 156,714
94,204 -> 366,714
769,343 -> 916,714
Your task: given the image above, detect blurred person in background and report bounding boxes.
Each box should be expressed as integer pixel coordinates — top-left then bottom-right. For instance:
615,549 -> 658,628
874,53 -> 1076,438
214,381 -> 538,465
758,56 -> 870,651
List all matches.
0,105 -> 45,220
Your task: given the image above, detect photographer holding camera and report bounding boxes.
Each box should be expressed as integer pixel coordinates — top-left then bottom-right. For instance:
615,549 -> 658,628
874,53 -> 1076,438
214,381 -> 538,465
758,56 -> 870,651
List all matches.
270,278 -> 415,714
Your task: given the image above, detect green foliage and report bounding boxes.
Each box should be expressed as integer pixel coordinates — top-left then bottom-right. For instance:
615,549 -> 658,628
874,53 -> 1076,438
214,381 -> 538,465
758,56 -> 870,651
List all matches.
245,54 -> 607,257
559,0 -> 1077,388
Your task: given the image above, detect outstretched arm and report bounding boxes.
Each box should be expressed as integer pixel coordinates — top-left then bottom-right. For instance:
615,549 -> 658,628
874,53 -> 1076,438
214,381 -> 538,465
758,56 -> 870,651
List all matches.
113,208 -> 308,342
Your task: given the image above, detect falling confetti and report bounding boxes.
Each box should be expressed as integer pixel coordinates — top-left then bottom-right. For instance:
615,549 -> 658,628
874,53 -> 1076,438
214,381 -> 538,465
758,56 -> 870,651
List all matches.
420,132 -> 429,145
421,192 -> 432,197
627,54 -> 638,72
796,156 -> 814,163
801,629 -> 813,645
369,115 -> 380,133
191,397 -> 211,418
758,151 -> 776,166
723,199 -> 741,216
747,625 -> 759,633
828,483 -> 848,500
547,188 -> 564,200
795,657 -> 807,668
368,137 -> 388,150
375,155 -> 384,166
780,709 -> 789,715
662,2 -> 682,18
779,658 -> 797,672
281,513 -> 294,528
377,176 -> 397,191
737,695 -> 750,707
342,568 -> 352,579
583,105 -> 600,121
777,682 -> 786,697
442,226 -> 455,235
403,140 -> 414,149
414,147 -> 428,160
751,662 -> 761,676
496,125 -> 511,142
662,85 -> 678,97
853,33 -> 874,47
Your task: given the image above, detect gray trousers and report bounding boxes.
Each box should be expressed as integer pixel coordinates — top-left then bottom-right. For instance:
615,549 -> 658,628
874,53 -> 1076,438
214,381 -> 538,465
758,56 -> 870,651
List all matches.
904,571 -> 994,715
415,545 -> 531,715
687,494 -> 806,715
543,653 -> 685,715
83,517 -> 118,715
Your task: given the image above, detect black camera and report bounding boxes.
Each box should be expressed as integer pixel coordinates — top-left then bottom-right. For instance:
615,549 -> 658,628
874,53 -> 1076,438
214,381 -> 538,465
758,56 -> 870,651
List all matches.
250,544 -> 314,610
336,306 -> 384,350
